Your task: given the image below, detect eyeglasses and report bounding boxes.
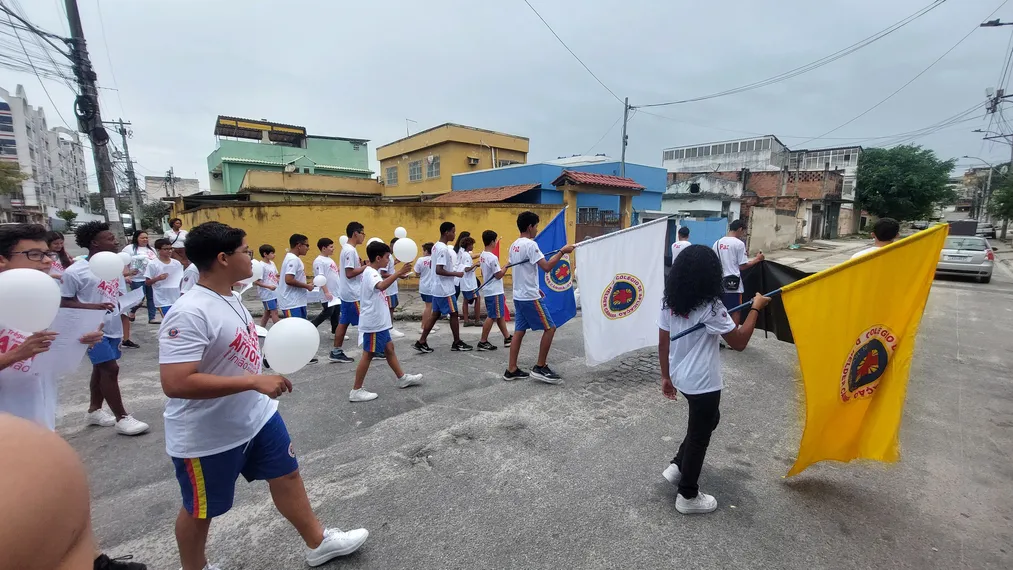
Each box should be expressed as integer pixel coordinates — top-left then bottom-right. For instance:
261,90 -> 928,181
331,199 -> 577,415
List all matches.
159,247 -> 173,251
10,249 -> 58,262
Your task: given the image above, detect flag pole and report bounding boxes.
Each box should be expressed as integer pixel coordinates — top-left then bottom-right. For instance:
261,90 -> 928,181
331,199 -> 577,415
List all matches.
669,289 -> 783,342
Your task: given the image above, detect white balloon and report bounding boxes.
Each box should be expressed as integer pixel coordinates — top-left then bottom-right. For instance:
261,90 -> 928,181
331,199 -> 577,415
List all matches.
394,227 -> 408,239
117,251 -> 132,265
339,235 -> 349,246
392,237 -> 418,262
251,259 -> 264,281
88,251 -> 126,281
367,237 -> 382,246
0,268 -> 62,332
262,317 -> 320,375
313,274 -> 327,287
255,325 -> 269,338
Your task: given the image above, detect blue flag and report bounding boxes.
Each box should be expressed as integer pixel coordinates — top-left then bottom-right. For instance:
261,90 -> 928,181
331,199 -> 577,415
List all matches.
535,209 -> 576,327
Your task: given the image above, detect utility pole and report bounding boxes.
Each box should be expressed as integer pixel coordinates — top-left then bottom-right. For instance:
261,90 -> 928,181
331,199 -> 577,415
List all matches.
164,167 -> 176,198
64,0 -> 125,242
978,19 -> 1013,239
108,119 -> 141,230
619,97 -> 629,178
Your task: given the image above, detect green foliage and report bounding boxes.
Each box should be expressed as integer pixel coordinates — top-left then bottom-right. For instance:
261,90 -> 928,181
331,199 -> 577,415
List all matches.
140,201 -> 172,232
0,161 -> 28,195
855,145 -> 956,221
55,209 -> 78,223
989,174 -> 1013,223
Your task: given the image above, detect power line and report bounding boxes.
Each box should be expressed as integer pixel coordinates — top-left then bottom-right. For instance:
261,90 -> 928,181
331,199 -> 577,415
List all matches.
584,114 -> 623,155
520,0 -> 622,105
4,12 -> 72,129
794,0 -> 1009,147
637,0 -> 949,109
93,0 -> 125,116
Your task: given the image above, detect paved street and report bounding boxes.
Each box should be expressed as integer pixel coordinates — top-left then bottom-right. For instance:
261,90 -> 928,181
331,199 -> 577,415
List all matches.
59,244 -> 1013,570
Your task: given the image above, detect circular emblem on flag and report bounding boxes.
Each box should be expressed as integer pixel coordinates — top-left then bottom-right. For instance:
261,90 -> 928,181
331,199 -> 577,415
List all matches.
600,273 -> 644,320
544,254 -> 572,292
840,325 -> 897,402
167,328 -> 179,339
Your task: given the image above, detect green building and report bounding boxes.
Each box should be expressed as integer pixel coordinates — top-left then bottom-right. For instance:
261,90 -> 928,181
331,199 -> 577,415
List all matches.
207,116 -> 374,195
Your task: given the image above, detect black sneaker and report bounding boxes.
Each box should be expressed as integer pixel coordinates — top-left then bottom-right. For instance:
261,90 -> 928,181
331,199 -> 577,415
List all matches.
121,339 -> 140,349
308,357 -> 319,364
531,365 -> 563,385
413,341 -> 434,354
503,368 -> 530,380
328,349 -> 353,363
503,335 -> 513,347
451,341 -> 474,352
264,358 -> 271,369
477,341 -> 497,351
94,554 -> 146,570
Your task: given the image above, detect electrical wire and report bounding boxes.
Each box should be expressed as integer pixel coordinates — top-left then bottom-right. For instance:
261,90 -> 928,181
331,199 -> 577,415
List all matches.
637,0 -> 949,109
584,114 -> 623,155
793,0 -> 1009,147
4,12 -> 72,129
94,0 -> 125,117
520,0 -> 623,105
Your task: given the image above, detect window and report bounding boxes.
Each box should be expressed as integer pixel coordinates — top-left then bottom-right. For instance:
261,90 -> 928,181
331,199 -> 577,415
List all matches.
711,144 -> 722,156
426,155 -> 440,178
497,159 -> 520,167
408,160 -> 422,182
385,166 -> 398,186
663,150 -> 675,161
743,140 -> 755,152
686,147 -> 697,158
724,143 -> 733,153
675,149 -> 684,159
701,145 -> 710,157
761,138 -> 771,150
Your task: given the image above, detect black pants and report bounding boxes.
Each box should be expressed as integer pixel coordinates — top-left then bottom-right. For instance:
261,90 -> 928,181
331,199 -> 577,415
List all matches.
671,390 -> 721,499
310,302 -> 340,334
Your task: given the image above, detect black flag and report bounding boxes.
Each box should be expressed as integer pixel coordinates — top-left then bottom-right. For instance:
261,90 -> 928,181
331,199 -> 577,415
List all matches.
741,260 -> 811,344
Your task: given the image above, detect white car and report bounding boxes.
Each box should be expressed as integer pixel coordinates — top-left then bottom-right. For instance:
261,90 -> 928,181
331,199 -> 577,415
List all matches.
936,236 -> 994,284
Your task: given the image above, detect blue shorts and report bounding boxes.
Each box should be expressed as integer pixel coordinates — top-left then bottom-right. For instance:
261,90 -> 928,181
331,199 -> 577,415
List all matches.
721,293 -> 744,316
462,289 -> 477,302
159,305 -> 172,316
485,294 -> 507,319
87,336 -> 121,365
280,306 -> 307,319
432,295 -> 458,316
339,301 -> 360,325
514,299 -> 554,332
171,412 -> 298,519
361,330 -> 392,356
420,293 -> 433,303
388,294 -> 399,309
262,299 -> 278,311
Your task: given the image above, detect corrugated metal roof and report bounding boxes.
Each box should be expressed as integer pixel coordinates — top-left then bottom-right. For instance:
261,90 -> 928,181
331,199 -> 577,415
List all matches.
430,184 -> 540,203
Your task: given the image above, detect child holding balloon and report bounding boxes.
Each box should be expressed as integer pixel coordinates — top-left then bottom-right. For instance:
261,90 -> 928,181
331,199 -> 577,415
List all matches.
349,240 -> 422,402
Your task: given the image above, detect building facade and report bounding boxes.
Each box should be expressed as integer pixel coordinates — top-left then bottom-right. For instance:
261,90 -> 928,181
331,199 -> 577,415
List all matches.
661,174 -> 743,220
1,85 -> 91,224
376,123 -> 529,198
207,116 -> 373,195
144,175 -> 201,201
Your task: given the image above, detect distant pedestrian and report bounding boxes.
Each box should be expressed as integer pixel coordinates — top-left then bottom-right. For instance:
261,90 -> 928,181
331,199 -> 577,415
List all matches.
658,244 -> 769,515
255,244 -> 280,326
477,230 -> 511,351
713,220 -> 763,325
165,217 -> 188,265
413,242 -> 439,335
122,230 -> 158,326
46,230 -> 74,280
348,240 -> 422,402
851,217 -> 900,259
144,238 -> 183,317
671,225 -> 691,263
329,222 -> 367,364
414,222 -> 470,353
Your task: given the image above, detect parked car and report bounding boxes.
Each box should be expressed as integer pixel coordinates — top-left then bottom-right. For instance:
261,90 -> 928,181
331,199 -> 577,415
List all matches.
912,220 -> 929,230
936,236 -> 994,283
976,222 -> 997,239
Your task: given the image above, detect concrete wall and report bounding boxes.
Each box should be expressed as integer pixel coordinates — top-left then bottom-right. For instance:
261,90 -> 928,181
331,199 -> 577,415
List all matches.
240,170 -> 382,196
661,196 -> 740,220
176,201 -> 560,284
747,207 -> 797,254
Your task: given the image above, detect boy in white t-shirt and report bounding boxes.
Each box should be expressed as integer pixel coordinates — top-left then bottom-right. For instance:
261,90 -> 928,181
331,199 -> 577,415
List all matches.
380,237 -> 406,340
457,236 -> 481,327
158,221 -> 368,569
413,242 -> 440,335
850,217 -> 900,259
254,243 -> 280,326
330,222 -> 368,364
712,220 -> 763,325
505,211 -> 574,384
671,225 -> 691,263
309,237 -> 342,335
476,230 -> 511,351
414,221 -> 471,353
144,238 -> 184,316
348,241 -> 422,402
277,234 -> 314,319
179,260 -> 199,294
658,244 -> 768,516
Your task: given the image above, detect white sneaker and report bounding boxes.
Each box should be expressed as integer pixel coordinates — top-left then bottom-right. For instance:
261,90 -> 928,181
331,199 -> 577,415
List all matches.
86,408 -> 116,427
306,527 -> 369,567
676,492 -> 718,514
348,389 -> 378,402
419,324 -> 441,334
390,328 -> 405,339
397,373 -> 422,388
662,463 -> 681,485
115,415 -> 150,436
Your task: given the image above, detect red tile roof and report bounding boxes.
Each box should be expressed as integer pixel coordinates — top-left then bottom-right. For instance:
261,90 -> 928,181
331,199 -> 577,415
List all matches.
551,169 -> 645,190
429,183 -> 541,204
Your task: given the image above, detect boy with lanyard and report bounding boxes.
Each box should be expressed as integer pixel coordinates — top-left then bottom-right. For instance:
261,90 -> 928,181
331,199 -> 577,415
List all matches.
476,230 -> 511,351
254,244 -> 280,326
60,221 -> 149,436
414,222 -> 472,354
159,221 -> 368,569
380,237 -> 406,340
413,242 -> 439,335
504,211 -> 574,384
144,238 -> 183,316
330,222 -> 367,364
348,240 -> 422,402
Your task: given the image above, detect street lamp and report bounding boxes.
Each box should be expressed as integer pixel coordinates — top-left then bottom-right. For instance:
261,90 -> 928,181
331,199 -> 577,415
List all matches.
963,156 -> 995,221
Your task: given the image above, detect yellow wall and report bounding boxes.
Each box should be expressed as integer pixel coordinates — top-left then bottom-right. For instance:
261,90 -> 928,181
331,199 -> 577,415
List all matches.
376,124 -> 528,160
177,201 -> 560,285
241,170 -> 382,195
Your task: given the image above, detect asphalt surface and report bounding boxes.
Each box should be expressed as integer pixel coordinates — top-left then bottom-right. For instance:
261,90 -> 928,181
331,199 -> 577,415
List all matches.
56,248 -> 1013,570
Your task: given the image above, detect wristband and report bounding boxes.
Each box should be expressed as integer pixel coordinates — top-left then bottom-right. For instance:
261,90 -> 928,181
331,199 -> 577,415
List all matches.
750,307 -> 760,314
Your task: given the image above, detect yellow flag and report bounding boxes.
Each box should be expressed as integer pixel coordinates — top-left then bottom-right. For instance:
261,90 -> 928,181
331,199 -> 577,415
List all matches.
782,223 -> 948,476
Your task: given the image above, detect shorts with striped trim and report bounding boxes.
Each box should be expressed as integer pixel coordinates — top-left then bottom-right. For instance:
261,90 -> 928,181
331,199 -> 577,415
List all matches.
262,299 -> 278,311
432,295 -> 458,316
280,306 -> 307,319
485,294 -> 507,319
171,412 -> 298,519
420,293 -> 433,303
513,299 -> 554,332
360,329 -> 392,356
339,300 -> 360,325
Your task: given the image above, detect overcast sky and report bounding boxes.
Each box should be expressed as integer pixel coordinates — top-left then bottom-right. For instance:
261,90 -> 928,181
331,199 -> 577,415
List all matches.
6,0 -> 1013,193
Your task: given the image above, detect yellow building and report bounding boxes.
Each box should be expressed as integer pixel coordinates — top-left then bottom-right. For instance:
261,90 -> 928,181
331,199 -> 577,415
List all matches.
376,123 -> 529,198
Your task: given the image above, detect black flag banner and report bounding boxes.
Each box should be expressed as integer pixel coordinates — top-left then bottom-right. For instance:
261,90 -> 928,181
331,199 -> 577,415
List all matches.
740,260 -> 811,344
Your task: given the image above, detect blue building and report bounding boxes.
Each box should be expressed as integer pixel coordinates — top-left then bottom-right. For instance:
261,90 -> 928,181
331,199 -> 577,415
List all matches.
447,156 -> 666,213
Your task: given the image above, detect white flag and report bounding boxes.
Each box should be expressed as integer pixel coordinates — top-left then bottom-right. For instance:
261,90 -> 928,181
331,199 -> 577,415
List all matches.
575,218 -> 667,366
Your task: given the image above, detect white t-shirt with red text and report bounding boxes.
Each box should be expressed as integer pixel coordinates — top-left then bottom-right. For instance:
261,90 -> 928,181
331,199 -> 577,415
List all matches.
60,258 -> 124,338
277,253 -> 308,310
158,285 -> 277,458
713,236 -> 749,293
0,327 -> 57,430
479,251 -> 503,296
671,240 -> 692,264
337,244 -> 362,302
508,237 -> 545,301
258,261 -> 279,302
658,300 -> 736,395
358,266 -> 392,334
415,255 -> 434,296
431,242 -> 457,297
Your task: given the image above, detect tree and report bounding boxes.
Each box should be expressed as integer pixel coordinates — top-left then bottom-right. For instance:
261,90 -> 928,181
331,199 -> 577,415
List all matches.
989,175 -> 1013,240
56,209 -> 78,224
855,145 -> 956,221
140,201 -> 172,233
0,161 -> 28,195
